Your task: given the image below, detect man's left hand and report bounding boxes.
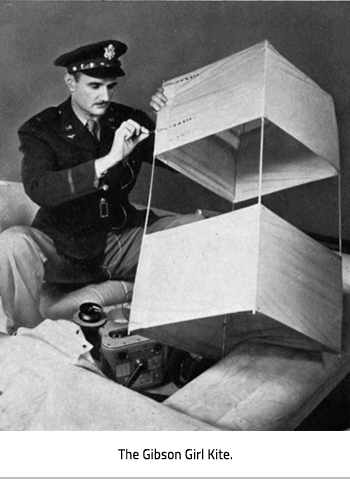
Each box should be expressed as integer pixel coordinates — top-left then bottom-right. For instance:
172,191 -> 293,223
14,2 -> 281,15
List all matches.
150,87 -> 167,112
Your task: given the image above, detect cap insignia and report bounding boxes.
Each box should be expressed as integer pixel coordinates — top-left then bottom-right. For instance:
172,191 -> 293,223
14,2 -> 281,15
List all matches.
104,44 -> 116,60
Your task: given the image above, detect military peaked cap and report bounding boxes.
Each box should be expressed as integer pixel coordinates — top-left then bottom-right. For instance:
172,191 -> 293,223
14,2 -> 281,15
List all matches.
54,40 -> 128,78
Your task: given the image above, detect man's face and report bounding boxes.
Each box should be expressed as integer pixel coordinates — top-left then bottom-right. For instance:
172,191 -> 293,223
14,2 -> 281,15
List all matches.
66,72 -> 118,118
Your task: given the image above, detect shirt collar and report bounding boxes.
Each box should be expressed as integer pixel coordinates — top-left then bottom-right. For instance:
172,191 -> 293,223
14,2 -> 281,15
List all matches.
70,98 -> 100,127
73,109 -> 99,128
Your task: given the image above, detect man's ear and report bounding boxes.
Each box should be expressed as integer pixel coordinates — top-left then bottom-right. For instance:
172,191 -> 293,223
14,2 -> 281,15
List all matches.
64,73 -> 76,92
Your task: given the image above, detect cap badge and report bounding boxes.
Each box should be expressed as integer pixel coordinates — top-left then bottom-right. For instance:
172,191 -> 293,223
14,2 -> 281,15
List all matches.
104,44 -> 116,60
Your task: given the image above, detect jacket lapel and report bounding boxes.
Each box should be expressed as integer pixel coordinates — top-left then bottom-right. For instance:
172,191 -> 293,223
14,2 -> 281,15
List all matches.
58,98 -> 127,156
58,98 -> 97,152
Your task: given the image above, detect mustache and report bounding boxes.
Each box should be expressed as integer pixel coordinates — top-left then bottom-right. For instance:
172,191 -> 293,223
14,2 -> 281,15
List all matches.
94,102 -> 109,107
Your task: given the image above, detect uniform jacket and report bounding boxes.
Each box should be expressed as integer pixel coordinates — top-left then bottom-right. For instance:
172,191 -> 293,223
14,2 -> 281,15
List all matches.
19,97 -> 158,260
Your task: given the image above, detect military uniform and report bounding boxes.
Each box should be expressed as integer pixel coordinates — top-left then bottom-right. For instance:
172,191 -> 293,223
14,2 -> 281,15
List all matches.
19,97 -> 158,260
0,40 -> 202,333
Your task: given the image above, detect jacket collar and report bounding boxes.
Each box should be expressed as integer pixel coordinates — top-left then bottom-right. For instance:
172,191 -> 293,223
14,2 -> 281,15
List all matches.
58,97 -> 124,154
58,97 -> 95,151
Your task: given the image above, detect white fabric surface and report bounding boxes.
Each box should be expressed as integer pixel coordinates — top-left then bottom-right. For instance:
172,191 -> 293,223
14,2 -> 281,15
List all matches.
0,319 -> 216,431
154,40 -> 339,202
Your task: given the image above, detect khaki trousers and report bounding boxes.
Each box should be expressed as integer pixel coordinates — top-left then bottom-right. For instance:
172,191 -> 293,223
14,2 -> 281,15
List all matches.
0,214 -> 203,334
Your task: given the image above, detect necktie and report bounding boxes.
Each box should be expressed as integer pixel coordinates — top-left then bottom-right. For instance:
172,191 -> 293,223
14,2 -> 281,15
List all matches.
86,118 -> 99,140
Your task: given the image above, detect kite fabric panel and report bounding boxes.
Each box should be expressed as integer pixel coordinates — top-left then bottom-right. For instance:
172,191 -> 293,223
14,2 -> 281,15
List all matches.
130,205 -> 343,357
129,41 -> 343,359
154,40 -> 339,203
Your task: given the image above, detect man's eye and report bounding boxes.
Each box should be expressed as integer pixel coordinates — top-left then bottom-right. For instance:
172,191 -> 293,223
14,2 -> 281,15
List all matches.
108,84 -> 117,90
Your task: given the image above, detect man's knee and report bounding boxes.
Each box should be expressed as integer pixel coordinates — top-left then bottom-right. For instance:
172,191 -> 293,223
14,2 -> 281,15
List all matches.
0,226 -> 42,261
147,213 -> 204,234
170,213 -> 205,228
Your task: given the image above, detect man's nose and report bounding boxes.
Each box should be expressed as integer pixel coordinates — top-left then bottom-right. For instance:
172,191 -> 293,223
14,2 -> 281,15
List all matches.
99,87 -> 110,102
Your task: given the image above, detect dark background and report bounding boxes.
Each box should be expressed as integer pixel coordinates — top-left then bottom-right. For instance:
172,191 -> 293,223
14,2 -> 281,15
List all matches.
1,1 -> 349,239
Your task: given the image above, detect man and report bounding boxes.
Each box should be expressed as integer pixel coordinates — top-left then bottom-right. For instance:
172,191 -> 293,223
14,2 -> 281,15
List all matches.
0,40 -> 202,334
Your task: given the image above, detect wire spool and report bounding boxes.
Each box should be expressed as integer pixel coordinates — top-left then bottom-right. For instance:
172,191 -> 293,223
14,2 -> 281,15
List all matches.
73,302 -> 107,360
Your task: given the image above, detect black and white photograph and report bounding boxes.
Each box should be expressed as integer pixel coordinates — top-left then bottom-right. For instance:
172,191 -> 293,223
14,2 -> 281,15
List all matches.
0,0 -> 349,479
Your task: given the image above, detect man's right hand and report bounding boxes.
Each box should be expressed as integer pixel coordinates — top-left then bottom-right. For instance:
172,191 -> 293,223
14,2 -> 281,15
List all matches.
95,119 -> 150,176
110,119 -> 150,162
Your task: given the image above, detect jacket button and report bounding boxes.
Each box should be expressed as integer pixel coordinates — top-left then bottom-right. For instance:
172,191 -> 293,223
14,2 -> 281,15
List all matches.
102,184 -> 109,191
